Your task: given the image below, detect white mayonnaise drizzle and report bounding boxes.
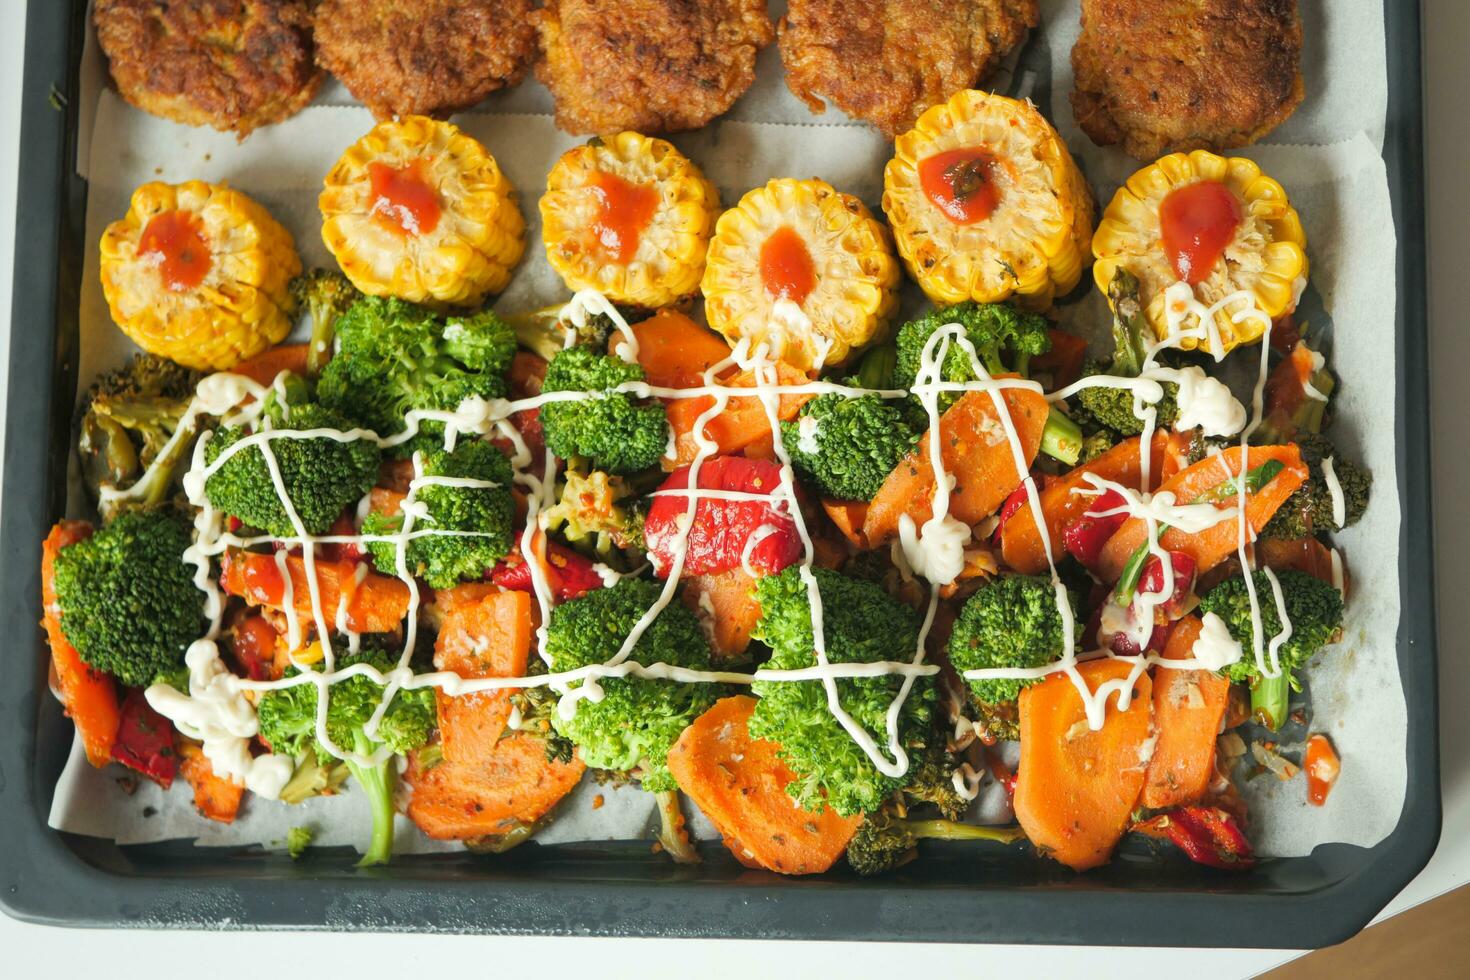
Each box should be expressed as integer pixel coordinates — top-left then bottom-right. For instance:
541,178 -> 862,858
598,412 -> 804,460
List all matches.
1192,612 -> 1245,671
1322,456 -> 1346,528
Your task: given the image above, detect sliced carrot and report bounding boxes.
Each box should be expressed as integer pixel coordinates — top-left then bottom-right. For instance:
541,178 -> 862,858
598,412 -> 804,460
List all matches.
1159,429 -> 1196,482
1096,444 -> 1308,583
434,590 -> 533,763
864,386 -> 1049,546
230,343 -> 310,387
220,550 -> 411,634
680,569 -> 761,659
1000,433 -> 1167,574
432,581 -> 499,615
1261,341 -> 1322,440
633,308 -> 734,389
1142,616 -> 1230,810
1256,537 -> 1339,586
1304,733 -> 1340,806
667,361 -> 814,466
667,695 -> 861,875
41,521 -> 121,768
1014,659 -> 1153,872
405,732 -> 585,840
1032,328 -> 1089,388
822,499 -> 870,549
177,740 -> 245,823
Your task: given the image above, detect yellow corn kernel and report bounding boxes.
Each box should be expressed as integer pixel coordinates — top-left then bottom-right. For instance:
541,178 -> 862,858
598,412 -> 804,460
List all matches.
883,90 -> 1094,310
320,115 -> 525,308
1093,150 -> 1309,355
541,132 -> 719,309
701,177 -> 899,372
99,180 -> 300,371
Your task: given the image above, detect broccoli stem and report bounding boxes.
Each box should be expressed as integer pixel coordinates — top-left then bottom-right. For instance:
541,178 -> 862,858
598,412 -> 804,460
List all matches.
346,732 -> 397,868
653,788 -> 701,865
855,343 -> 897,390
1039,407 -> 1083,466
1106,269 -> 1149,378
905,820 -> 1026,844
1251,672 -> 1291,731
307,300 -> 337,377
1296,369 -> 1335,436
503,306 -> 573,363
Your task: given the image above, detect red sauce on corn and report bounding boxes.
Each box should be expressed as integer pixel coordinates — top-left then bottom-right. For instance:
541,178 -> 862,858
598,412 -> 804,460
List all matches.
919,147 -> 1001,224
369,160 -> 441,236
589,171 -> 660,264
138,210 -> 212,291
758,226 -> 816,305
1159,180 -> 1243,284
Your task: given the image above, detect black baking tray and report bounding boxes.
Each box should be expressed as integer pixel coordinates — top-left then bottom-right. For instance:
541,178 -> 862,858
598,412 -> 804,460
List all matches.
0,0 -> 1439,946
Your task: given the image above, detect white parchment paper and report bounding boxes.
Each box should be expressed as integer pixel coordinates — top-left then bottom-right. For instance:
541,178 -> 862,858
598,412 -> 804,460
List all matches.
52,0 -> 1403,859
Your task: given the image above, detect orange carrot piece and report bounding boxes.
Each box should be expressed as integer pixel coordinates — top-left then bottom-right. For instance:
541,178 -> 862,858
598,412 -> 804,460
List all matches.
1000,434 -> 1167,574
1255,537 -> 1339,586
633,308 -> 734,389
177,741 -> 245,823
865,386 -> 1049,546
434,590 -> 533,763
230,343 -> 310,387
1096,444 -> 1308,583
1142,616 -> 1230,810
667,696 -> 862,875
41,521 -> 121,767
667,361 -> 814,466
220,550 -> 411,634
368,487 -> 406,517
405,733 -> 585,840
680,569 -> 762,659
1014,659 -> 1153,872
822,499 -> 870,549
1305,733 -> 1340,806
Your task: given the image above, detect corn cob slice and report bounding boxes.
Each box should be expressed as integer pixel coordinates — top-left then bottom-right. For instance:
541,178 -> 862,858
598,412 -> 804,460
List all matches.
540,132 -> 720,309
883,90 -> 1094,310
320,115 -> 525,307
701,177 -> 899,372
1093,150 -> 1308,355
99,180 -> 300,372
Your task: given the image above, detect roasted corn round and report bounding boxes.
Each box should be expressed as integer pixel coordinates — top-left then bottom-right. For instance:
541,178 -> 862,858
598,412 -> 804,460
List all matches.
1092,150 -> 1308,355
541,132 -> 720,308
320,115 -> 525,307
883,90 -> 1094,310
99,180 -> 300,371
701,177 -> 899,372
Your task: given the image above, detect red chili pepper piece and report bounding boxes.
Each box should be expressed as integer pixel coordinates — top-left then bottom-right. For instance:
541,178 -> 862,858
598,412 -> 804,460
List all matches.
1137,550 -> 1197,616
1304,733 -> 1341,806
1135,805 -> 1256,870
111,688 -> 178,789
1062,489 -> 1129,568
491,539 -> 603,601
318,513 -> 363,563
644,456 -> 801,578
1105,616 -> 1173,657
228,613 -> 279,682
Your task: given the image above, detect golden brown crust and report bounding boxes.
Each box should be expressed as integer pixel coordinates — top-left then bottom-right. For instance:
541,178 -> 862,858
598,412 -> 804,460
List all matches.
314,0 -> 536,121
1070,0 -> 1304,160
93,0 -> 321,136
531,0 -> 775,135
778,0 -> 1038,138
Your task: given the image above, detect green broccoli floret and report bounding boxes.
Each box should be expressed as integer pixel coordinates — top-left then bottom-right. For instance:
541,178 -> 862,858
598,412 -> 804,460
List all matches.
1076,379 -> 1180,435
256,647 -> 436,867
542,466 -> 644,562
286,825 -> 314,860
204,377 -> 380,537
77,353 -> 202,518
780,393 -> 920,501
845,810 -> 1024,876
539,346 -> 668,474
317,296 -> 517,457
52,510 -> 205,687
947,575 -> 1076,709
1080,429 -> 1117,463
749,567 -> 935,817
502,304 -> 637,363
362,440 -> 514,588
1261,433 -> 1371,540
894,301 -> 1052,392
899,738 -> 972,821
1076,269 -> 1180,435
290,269 -> 362,377
1197,568 -> 1344,730
544,578 -> 718,792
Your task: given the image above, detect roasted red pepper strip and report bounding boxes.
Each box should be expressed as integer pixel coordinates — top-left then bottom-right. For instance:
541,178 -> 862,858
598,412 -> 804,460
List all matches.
111,688 -> 178,789
491,538 -> 603,601
1136,550 -> 1198,617
1134,805 -> 1256,870
644,456 -> 801,578
1062,489 -> 1129,568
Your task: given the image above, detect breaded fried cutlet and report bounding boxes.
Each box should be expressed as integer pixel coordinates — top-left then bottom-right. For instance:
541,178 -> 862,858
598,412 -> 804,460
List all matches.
1070,0 -> 1304,160
93,0 -> 321,136
314,0 -> 536,120
531,0 -> 775,135
779,0 -> 1038,138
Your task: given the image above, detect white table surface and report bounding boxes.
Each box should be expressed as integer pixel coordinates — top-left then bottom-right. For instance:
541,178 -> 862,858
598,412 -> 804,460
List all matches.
1,3 -> 1464,976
